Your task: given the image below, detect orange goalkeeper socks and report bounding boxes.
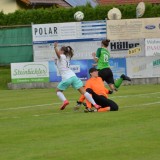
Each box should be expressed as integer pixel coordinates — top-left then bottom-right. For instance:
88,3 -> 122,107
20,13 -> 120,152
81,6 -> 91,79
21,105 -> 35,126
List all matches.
98,107 -> 110,112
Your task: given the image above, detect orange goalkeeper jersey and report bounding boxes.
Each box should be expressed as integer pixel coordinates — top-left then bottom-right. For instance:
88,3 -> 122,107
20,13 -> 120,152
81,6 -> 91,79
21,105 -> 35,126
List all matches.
85,77 -> 109,98
78,77 -> 109,108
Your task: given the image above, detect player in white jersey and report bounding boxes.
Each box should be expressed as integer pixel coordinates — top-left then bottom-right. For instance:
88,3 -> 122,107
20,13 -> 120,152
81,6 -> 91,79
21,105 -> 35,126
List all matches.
54,42 -> 101,110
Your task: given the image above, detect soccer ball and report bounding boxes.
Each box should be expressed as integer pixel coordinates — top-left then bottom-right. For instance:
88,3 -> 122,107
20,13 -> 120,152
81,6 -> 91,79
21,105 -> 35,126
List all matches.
74,11 -> 84,21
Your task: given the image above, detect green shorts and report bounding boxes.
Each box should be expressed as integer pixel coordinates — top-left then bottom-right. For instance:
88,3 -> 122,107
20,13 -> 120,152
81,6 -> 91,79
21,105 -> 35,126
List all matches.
57,76 -> 83,91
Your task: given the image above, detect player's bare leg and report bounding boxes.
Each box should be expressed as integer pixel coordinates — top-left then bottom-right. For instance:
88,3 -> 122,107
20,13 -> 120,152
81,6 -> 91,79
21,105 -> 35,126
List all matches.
56,88 -> 69,110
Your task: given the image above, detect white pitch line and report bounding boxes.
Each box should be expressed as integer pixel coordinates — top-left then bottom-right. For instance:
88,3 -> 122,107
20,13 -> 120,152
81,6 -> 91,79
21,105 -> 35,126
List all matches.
123,101 -> 160,108
0,102 -> 67,111
0,103 -> 54,111
0,92 -> 160,111
0,101 -> 159,120
110,91 -> 160,99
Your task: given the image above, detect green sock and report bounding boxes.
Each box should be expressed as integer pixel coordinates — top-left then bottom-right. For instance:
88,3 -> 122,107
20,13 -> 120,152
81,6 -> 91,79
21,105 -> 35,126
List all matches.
114,78 -> 123,88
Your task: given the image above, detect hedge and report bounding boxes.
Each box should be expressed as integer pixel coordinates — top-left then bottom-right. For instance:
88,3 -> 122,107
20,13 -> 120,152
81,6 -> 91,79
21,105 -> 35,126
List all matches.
0,3 -> 160,26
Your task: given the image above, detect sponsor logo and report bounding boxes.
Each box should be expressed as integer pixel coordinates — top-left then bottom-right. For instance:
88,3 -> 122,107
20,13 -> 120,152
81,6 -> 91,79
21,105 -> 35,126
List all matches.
145,25 -> 156,30
13,64 -> 48,77
154,52 -> 160,56
146,39 -> 160,44
133,64 -> 147,73
70,65 -> 80,73
34,27 -> 58,36
110,41 -> 140,51
128,47 -> 141,55
56,65 -> 80,76
153,59 -> 160,67
146,45 -> 160,51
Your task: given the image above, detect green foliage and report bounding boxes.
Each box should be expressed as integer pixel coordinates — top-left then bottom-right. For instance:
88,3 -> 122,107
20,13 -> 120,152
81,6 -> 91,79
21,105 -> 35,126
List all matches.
0,11 -> 4,24
0,3 -> 160,26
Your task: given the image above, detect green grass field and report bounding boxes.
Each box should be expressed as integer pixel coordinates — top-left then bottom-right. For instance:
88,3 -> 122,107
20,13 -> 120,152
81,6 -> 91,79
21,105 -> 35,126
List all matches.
0,85 -> 160,160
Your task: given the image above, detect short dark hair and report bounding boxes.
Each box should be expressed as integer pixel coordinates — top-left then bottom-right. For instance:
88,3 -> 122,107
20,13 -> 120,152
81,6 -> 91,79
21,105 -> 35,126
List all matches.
89,67 -> 98,75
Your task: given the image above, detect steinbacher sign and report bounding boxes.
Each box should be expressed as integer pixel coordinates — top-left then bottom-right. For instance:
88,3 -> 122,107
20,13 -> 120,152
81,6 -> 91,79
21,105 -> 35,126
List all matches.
107,18 -> 160,40
11,62 -> 49,83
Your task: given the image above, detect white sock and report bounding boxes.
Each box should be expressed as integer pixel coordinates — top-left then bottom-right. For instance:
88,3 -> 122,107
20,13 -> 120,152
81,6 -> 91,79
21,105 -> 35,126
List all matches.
57,91 -> 66,102
84,92 -> 96,105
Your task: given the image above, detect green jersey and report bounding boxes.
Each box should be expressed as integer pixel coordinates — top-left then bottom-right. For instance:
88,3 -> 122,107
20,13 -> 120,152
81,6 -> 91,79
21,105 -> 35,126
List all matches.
96,48 -> 110,70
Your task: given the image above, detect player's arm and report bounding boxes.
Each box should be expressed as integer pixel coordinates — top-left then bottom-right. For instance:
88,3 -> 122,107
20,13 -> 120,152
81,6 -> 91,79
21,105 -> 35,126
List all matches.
92,52 -> 98,62
105,88 -> 109,94
54,42 -> 61,59
105,87 -> 113,94
98,77 -> 110,95
92,48 -> 101,62
99,77 -> 113,95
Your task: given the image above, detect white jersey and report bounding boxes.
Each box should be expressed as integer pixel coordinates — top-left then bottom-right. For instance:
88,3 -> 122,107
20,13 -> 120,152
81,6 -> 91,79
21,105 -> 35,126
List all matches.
56,54 -> 76,80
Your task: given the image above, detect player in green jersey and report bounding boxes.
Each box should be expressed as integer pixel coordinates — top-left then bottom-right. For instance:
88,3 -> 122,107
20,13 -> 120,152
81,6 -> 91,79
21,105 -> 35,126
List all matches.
92,39 -> 131,92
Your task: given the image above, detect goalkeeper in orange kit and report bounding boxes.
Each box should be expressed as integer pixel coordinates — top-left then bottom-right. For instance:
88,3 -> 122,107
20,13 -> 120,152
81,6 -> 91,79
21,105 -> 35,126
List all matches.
74,68 -> 119,112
